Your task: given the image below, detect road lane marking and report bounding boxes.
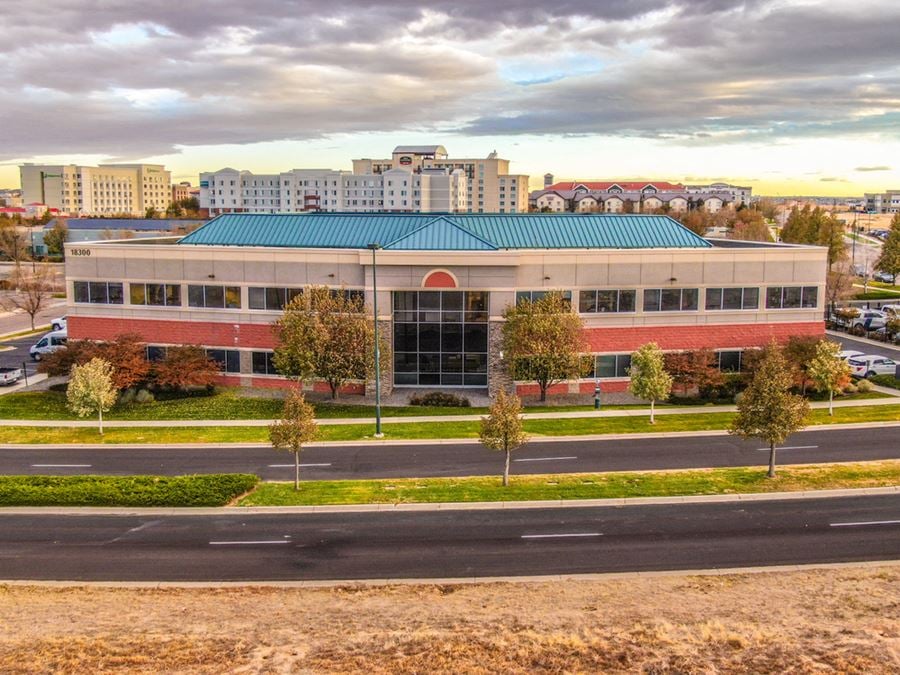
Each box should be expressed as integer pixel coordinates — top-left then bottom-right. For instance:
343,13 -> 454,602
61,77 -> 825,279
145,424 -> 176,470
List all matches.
31,464 -> 92,468
209,540 -> 291,545
830,519 -> 900,528
521,533 -> 602,539
514,456 -> 577,462
267,463 -> 332,468
756,445 -> 818,451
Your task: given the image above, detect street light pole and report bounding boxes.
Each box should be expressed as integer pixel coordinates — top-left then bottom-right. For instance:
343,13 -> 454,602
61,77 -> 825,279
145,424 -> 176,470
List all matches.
368,243 -> 383,437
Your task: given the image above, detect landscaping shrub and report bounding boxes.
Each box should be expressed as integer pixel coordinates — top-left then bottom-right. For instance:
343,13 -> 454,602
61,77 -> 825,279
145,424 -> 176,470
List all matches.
870,374 -> 900,390
843,382 -> 858,394
0,474 -> 258,507
135,388 -> 155,404
856,379 -> 874,393
408,392 -> 471,407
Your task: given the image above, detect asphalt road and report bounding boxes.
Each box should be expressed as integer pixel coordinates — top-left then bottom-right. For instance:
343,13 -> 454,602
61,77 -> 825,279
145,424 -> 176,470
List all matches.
2,426 -> 898,480
832,332 -> 900,361
1,495 -> 898,581
0,334 -> 51,382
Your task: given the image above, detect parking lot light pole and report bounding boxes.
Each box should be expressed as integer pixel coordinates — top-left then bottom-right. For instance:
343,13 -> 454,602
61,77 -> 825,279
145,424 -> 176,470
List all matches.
368,243 -> 383,437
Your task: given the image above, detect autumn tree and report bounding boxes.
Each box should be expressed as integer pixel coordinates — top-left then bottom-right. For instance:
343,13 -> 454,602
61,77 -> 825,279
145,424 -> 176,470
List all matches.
43,221 -> 68,257
664,349 -> 724,398
501,292 -> 590,402
269,389 -> 319,490
479,389 -> 528,487
1,265 -> 55,329
67,357 -> 118,435
152,345 -> 219,390
37,339 -> 101,377
784,335 -> 820,395
273,287 -> 385,399
825,262 -> 856,312
729,208 -> 773,242
875,212 -> 900,284
629,342 -> 672,423
781,205 -> 847,268
95,333 -> 151,390
0,223 -> 29,283
808,340 -> 851,416
729,342 -> 810,477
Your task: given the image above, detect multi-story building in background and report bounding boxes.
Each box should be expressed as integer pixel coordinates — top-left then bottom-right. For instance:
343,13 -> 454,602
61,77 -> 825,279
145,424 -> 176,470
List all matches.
172,182 -> 193,204
199,166 -> 467,216
352,145 -> 529,213
531,179 -> 734,214
0,188 -> 23,208
19,163 -> 172,216
684,182 -> 753,206
864,190 -> 900,214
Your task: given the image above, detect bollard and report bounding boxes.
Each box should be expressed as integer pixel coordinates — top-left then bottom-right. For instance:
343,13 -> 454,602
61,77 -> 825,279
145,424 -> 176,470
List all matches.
593,381 -> 601,410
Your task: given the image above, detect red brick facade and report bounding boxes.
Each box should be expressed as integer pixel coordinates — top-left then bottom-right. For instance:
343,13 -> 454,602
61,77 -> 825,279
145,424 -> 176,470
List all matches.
68,316 -> 278,349
583,321 -> 823,352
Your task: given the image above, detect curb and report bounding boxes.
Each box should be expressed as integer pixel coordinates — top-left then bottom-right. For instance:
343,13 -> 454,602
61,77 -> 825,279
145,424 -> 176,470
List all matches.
2,420 -> 898,450
4,559 -> 900,589
2,485 -> 897,517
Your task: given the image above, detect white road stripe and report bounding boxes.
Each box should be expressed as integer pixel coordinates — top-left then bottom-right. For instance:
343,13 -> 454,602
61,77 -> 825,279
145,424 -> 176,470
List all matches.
514,456 -> 577,463
209,540 -> 291,545
830,520 -> 900,528
267,463 -> 332,468
521,533 -> 602,539
756,445 -> 819,451
31,464 -> 92,468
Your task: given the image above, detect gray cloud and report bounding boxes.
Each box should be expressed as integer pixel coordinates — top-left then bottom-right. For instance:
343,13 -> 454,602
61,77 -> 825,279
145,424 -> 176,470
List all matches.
2,0 -> 899,161
855,165 -> 892,172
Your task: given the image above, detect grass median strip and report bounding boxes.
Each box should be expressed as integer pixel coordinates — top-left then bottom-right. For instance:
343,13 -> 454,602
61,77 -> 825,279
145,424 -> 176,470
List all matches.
0,474 -> 259,507
0,404 -> 898,445
239,461 -> 900,506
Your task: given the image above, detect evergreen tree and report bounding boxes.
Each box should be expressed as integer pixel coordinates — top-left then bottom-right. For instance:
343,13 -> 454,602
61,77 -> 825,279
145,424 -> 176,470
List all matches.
875,212 -> 900,283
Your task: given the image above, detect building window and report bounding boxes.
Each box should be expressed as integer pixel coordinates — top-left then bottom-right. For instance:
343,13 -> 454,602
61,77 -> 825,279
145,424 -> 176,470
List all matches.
705,287 -> 759,311
717,350 -> 743,372
73,281 -> 124,305
591,354 -> 632,378
643,288 -> 699,312
251,351 -> 278,375
206,349 -> 240,373
130,283 -> 181,307
766,286 -> 818,309
187,285 -> 241,309
392,290 -> 488,387
515,290 -> 572,306
579,289 -> 636,313
145,345 -> 167,362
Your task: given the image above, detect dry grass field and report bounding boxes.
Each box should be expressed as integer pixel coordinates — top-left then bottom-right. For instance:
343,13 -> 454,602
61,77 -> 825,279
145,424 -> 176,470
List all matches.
2,566 -> 899,673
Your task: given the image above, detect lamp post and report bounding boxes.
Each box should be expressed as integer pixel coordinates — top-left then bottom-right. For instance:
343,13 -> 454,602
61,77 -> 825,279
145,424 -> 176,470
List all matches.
367,243 -> 383,437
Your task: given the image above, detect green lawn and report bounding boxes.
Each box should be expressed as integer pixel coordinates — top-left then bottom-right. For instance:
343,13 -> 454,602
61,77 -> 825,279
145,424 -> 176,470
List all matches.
854,290 -> 900,300
2,404 -> 898,445
0,389 -> 649,422
238,461 -> 900,506
0,474 -> 258,507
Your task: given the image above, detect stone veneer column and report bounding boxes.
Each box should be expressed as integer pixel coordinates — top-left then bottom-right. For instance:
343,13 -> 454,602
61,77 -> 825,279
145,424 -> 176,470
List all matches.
487,320 -> 513,398
365,319 -> 394,398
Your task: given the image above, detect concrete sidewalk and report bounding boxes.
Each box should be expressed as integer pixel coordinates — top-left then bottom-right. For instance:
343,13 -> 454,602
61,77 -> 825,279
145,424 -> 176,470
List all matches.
0,393 -> 897,427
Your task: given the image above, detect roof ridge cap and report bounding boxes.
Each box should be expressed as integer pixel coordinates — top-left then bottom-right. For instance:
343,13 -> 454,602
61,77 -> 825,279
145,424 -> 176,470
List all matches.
383,215 -> 498,250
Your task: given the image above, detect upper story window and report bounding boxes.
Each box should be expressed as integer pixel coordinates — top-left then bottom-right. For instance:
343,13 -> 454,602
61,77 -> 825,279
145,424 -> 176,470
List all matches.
130,283 -> 181,307
206,348 -> 241,374
187,285 -> 241,309
643,288 -> 699,312
515,290 -> 572,306
705,287 -> 759,311
73,281 -> 124,305
766,286 -> 818,309
579,289 -> 636,313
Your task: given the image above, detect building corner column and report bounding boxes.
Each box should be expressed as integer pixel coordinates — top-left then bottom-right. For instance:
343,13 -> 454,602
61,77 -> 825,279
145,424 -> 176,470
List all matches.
487,320 -> 513,399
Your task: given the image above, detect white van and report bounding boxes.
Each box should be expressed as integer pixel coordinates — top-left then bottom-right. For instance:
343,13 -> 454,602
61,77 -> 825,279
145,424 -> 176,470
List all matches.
29,329 -> 67,361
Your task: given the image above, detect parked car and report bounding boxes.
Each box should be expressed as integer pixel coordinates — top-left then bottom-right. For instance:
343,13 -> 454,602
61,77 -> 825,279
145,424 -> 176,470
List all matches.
848,309 -> 888,334
873,270 -> 896,284
0,366 -> 23,386
29,329 -> 67,361
881,304 -> 900,316
847,355 -> 897,378
839,350 -> 864,361
851,263 -> 866,277
50,316 -> 67,331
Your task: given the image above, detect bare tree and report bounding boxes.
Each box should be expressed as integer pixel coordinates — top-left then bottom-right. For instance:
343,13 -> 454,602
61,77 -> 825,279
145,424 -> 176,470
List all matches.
2,265 -> 55,330
0,224 -> 30,284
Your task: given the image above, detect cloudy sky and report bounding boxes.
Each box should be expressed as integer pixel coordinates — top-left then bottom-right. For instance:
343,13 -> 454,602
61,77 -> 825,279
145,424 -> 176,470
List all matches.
2,0 -> 899,195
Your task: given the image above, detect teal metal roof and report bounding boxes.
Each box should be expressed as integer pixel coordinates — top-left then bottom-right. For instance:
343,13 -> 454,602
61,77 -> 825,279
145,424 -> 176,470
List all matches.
178,213 -> 711,250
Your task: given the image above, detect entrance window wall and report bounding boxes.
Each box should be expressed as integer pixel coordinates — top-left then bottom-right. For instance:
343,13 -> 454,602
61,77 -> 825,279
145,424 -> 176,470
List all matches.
393,290 -> 488,387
